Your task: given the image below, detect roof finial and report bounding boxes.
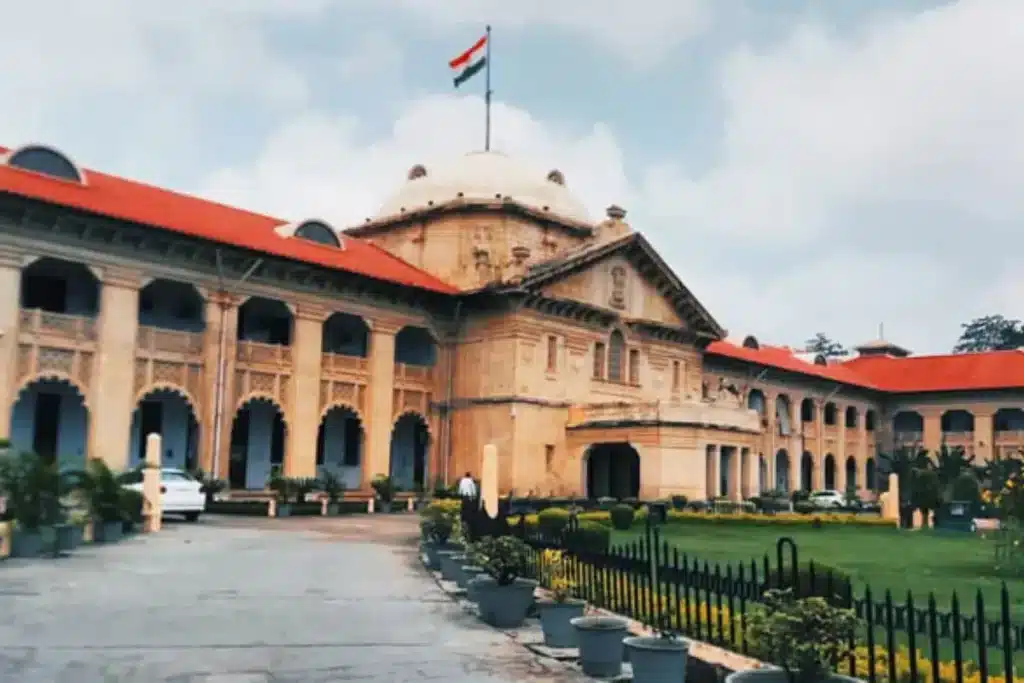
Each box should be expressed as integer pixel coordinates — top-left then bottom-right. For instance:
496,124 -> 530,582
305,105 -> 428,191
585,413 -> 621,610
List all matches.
878,322 -> 884,341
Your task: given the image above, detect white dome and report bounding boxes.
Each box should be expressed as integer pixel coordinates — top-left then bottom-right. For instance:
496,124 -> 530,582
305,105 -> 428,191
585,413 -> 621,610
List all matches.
375,150 -> 592,224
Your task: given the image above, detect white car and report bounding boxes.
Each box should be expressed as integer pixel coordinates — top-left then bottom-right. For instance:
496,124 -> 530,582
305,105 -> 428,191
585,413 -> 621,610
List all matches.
808,489 -> 846,509
121,467 -> 206,522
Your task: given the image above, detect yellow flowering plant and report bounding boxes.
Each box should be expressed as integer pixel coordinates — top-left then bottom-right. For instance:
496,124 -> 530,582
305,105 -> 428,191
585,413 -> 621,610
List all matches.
541,549 -> 577,602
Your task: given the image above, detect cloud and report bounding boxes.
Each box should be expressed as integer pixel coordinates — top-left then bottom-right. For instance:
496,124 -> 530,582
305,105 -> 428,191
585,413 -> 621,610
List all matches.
199,0 -> 1024,355
374,0 -> 712,68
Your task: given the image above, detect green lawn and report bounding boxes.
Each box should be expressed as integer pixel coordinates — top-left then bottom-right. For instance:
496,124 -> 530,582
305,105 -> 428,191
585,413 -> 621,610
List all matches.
611,523 -> 1023,621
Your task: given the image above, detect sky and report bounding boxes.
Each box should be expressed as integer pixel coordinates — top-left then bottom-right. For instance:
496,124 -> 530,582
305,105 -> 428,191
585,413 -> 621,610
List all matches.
1,0 -> 1019,355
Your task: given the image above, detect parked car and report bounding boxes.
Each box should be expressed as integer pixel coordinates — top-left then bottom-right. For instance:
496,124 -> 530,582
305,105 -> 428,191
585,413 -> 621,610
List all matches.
808,489 -> 845,509
119,467 -> 206,522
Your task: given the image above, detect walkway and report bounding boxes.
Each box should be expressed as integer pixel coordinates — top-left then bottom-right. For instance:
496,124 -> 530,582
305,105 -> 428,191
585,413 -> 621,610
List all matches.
0,515 -> 584,682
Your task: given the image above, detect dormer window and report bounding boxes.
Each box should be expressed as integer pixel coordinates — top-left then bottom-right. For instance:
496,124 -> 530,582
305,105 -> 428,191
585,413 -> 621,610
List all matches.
5,144 -> 85,184
293,220 -> 342,248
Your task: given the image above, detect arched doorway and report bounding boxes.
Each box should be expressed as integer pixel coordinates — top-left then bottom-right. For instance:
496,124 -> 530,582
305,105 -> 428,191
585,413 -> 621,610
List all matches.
823,454 -> 836,490
390,412 -> 429,492
317,405 -> 364,489
129,389 -> 199,470
585,443 -> 640,499
775,449 -> 790,492
9,378 -> 89,471
801,451 -> 814,491
229,398 -> 286,489
845,456 -> 857,491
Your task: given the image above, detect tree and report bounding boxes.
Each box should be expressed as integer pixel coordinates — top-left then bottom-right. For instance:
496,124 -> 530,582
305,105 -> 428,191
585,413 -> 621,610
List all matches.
952,315 -> 1024,353
878,447 -> 931,501
804,333 -> 848,358
908,468 -> 942,527
933,445 -> 974,500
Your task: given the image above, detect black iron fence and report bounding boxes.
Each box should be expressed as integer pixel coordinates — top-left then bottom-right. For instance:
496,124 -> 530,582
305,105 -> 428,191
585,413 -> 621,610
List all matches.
496,509 -> 1022,683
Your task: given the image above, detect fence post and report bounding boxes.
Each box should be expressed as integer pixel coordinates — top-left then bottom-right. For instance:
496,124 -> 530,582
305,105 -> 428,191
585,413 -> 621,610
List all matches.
775,536 -> 798,592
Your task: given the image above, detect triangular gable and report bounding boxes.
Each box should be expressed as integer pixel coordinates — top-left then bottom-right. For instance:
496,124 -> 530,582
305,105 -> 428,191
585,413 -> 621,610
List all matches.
512,233 -> 726,340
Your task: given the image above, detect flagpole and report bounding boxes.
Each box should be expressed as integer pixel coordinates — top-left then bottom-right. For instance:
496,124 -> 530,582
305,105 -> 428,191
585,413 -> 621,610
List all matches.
484,25 -> 492,152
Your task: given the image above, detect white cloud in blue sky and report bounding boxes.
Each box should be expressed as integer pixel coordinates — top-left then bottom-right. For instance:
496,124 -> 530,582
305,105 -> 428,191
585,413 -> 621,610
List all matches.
1,0 -> 1020,354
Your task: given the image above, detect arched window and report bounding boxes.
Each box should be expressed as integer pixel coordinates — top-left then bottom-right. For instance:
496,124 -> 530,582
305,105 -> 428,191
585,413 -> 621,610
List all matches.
6,145 -> 84,183
608,330 -> 626,383
294,221 -> 340,247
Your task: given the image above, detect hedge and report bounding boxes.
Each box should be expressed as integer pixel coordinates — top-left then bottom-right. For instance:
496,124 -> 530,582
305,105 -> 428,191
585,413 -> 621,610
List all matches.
567,508 -> 895,529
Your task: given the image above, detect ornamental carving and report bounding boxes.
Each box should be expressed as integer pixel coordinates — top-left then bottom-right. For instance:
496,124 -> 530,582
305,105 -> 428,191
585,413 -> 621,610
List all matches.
609,265 -> 627,310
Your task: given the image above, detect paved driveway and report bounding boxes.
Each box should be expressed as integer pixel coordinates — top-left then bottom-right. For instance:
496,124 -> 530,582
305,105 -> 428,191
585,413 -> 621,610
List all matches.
0,516 -> 581,683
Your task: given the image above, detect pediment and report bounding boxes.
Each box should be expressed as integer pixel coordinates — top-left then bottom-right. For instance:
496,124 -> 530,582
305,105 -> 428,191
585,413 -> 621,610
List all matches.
514,234 -> 725,341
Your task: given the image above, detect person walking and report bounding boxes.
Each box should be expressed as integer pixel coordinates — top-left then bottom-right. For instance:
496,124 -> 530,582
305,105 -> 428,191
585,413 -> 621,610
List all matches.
457,471 -> 478,499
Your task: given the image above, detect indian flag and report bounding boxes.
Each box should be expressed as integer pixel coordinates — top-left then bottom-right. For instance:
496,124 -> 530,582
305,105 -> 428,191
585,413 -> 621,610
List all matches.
450,33 -> 487,88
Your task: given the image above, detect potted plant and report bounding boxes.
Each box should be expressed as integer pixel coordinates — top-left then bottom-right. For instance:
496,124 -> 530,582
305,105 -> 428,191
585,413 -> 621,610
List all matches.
192,468 -> 227,505
624,627 -> 690,682
267,467 -> 293,517
536,549 -> 585,648
371,473 -> 394,513
468,535 -> 538,628
319,468 -> 345,515
79,458 -> 126,543
571,614 -> 629,678
729,589 -> 860,683
120,486 -> 144,534
0,451 -> 67,557
420,508 -> 456,570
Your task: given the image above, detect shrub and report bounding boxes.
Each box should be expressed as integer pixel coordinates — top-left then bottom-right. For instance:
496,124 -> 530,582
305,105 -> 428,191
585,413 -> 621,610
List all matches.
610,503 -> 636,530
670,494 -> 688,510
596,496 -> 618,511
318,468 -> 345,503
468,535 -> 532,585
765,561 -> 852,608
745,589 -> 858,683
793,500 -> 815,514
566,520 -> 611,554
951,470 -> 981,503
537,507 -> 572,537
370,473 -> 394,502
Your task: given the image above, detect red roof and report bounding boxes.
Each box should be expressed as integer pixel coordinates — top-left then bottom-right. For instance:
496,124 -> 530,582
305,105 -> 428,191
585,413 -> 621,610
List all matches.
707,340 -> 1024,393
706,341 -> 880,389
842,350 -> 1024,393
0,146 -> 456,294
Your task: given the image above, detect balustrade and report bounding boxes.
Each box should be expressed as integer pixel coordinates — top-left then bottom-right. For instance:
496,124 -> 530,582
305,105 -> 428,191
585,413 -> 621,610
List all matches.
236,340 -> 292,367
19,308 -> 96,344
136,325 -> 204,356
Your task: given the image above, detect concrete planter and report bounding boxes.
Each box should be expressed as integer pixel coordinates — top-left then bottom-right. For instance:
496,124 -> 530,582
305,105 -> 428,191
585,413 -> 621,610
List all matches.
376,500 -> 392,514
52,524 -> 76,554
424,542 -> 457,570
325,503 -> 340,516
571,615 -> 628,678
726,669 -> 862,683
537,599 -> 586,648
436,550 -> 461,581
11,529 -> 44,558
624,635 -> 689,683
276,503 -> 292,518
476,577 -> 538,628
94,520 -> 123,544
463,567 -> 487,601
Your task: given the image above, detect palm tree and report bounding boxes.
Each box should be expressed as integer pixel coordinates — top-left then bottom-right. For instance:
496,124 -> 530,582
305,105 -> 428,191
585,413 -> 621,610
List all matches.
933,445 -> 975,499
975,451 -> 1024,494
878,446 -> 932,498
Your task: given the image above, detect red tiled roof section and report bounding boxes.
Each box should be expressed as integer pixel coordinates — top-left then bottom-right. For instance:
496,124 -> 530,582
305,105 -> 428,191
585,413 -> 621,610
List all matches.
842,350 -> 1024,392
705,341 -> 880,389
0,147 -> 456,294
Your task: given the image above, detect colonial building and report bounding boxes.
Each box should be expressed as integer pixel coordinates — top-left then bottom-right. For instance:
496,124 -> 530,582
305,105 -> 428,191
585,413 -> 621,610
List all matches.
1,144 -> 1022,500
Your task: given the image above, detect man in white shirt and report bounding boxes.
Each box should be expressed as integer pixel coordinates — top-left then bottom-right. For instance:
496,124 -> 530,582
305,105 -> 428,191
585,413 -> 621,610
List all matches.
457,472 -> 478,499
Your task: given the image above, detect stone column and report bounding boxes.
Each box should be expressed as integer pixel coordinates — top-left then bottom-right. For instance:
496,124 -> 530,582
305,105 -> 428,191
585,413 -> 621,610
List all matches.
363,321 -> 398,489
199,292 -> 239,480
727,446 -> 742,501
285,307 -> 324,478
0,248 -> 23,440
922,410 -> 942,453
789,446 -> 801,492
974,409 -> 994,463
858,411 -> 869,493
705,444 -> 718,499
88,268 -> 142,470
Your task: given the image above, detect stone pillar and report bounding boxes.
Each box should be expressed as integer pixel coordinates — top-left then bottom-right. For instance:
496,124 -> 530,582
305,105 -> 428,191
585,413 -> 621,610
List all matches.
143,432 -> 162,533
837,409 -> 847,490
199,293 -> 239,480
0,248 -> 23,440
705,445 -> 718,499
285,308 -> 324,478
481,443 -> 498,517
922,410 -> 942,453
858,411 -> 869,493
727,446 -> 742,501
836,453 -> 847,494
974,409 -> 994,463
789,446 -> 801,492
88,268 -> 141,470
364,321 -> 398,488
